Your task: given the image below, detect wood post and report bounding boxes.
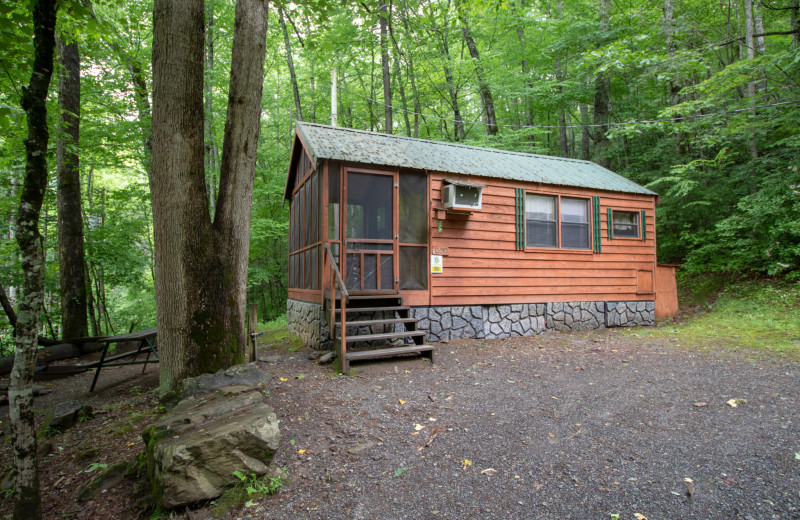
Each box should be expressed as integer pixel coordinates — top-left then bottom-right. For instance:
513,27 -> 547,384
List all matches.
247,303 -> 258,362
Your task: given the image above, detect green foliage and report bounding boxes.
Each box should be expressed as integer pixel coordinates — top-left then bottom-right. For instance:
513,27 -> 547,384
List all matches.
211,469 -> 286,516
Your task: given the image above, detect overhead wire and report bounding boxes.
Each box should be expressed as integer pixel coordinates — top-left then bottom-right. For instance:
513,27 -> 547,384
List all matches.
337,84 -> 800,130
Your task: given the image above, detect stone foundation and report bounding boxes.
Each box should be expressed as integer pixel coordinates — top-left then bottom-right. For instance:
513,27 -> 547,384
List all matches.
411,301 -> 655,342
288,298 -> 655,348
286,299 -> 325,349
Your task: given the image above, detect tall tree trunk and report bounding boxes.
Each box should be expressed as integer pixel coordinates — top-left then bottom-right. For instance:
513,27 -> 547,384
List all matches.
743,0 -> 759,158
151,0 -> 269,394
379,0 -> 393,133
460,15 -> 498,135
555,0 -> 568,156
397,0 -> 420,137
580,103 -> 591,161
512,0 -> 534,141
279,5 -> 303,121
56,36 -> 88,341
593,0 -> 611,168
12,0 -> 57,517
792,0 -> 799,48
388,4 -> 411,136
663,0 -> 681,106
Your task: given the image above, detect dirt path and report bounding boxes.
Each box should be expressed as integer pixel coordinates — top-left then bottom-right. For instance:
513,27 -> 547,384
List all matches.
2,328 -> 799,519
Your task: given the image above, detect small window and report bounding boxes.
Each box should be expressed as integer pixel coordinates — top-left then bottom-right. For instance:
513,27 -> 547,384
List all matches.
613,211 -> 640,238
526,194 -> 557,248
561,197 -> 590,249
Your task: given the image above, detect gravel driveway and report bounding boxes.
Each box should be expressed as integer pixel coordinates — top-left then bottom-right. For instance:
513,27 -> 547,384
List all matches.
248,329 -> 800,520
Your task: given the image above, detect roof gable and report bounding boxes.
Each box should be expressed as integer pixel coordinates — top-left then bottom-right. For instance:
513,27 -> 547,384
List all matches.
293,122 -> 656,197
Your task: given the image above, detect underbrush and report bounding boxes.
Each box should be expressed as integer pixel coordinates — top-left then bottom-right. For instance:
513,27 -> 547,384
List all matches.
642,277 -> 800,359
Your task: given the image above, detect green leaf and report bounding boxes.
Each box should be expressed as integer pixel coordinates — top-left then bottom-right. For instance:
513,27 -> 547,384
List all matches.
393,467 -> 408,478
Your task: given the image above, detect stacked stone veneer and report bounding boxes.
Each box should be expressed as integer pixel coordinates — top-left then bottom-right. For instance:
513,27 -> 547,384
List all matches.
287,298 -> 655,348
408,301 -> 654,342
286,299 -> 326,349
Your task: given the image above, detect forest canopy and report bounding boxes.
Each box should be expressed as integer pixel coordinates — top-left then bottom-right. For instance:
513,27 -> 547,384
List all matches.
1,0 -> 798,348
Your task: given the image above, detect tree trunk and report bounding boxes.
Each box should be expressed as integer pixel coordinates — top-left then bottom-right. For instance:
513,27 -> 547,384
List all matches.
279,5 -> 303,121
56,37 -> 88,341
593,0 -> 611,168
512,0 -> 534,140
379,0 -> 393,133
555,0 -> 568,156
663,0 -> 681,106
580,103 -> 591,161
388,5 -> 411,136
12,1 -> 57,518
460,15 -> 498,135
743,0 -> 759,158
792,0 -> 799,48
151,0 -> 268,394
397,0 -> 420,137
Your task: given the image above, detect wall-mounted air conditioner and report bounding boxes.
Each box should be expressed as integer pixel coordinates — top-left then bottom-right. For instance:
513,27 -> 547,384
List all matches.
442,181 -> 484,210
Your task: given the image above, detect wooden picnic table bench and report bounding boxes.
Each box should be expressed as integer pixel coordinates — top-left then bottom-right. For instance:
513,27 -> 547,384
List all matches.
76,327 -> 158,391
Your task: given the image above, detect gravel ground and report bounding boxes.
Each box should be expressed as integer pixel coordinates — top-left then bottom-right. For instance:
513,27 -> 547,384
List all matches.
245,329 -> 800,520
2,328 -> 798,520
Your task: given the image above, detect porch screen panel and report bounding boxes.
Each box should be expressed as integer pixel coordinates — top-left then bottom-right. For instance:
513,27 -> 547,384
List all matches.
346,172 -> 392,240
399,171 -> 427,290
400,247 -> 427,290
328,162 -> 340,240
399,172 -> 426,244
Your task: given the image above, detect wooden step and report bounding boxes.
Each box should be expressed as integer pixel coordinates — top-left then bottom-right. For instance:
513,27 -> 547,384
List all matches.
334,305 -> 410,314
344,330 -> 425,343
335,318 -> 417,328
346,344 -> 434,361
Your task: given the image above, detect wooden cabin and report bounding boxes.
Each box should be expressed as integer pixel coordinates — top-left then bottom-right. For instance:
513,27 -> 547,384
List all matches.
284,122 -> 677,372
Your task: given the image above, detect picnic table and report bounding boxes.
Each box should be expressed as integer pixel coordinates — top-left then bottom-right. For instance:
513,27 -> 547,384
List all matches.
77,327 -> 158,391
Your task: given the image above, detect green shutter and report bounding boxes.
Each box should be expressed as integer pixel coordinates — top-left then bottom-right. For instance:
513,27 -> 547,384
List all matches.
641,210 -> 647,241
607,208 -> 614,240
592,196 -> 602,253
515,188 -> 525,250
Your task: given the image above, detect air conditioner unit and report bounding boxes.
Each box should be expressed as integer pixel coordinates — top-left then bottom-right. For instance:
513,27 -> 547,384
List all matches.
442,183 -> 483,210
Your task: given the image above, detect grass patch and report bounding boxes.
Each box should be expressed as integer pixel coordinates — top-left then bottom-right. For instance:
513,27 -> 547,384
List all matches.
637,279 -> 800,359
258,316 -> 304,352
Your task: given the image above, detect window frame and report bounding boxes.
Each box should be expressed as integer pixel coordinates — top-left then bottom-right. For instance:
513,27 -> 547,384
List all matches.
610,209 -> 640,239
524,191 -> 594,252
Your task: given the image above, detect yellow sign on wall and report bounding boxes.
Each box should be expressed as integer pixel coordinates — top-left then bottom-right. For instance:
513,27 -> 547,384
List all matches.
431,255 -> 443,273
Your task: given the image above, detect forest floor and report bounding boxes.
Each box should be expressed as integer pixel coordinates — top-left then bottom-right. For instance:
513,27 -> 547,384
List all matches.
1,322 -> 799,520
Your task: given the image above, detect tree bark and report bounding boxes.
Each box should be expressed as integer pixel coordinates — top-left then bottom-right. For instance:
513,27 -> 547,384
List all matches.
279,5 -> 303,121
580,103 -> 591,161
593,0 -> 611,168
151,0 -> 268,394
460,15 -> 498,135
743,0 -> 759,158
12,1 -> 57,518
56,36 -> 89,341
379,0 -> 393,133
397,0 -> 421,137
512,0 -> 534,140
555,0 -> 568,156
793,0 -> 800,48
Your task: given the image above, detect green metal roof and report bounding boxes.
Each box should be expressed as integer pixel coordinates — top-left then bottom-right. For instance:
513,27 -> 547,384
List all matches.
295,122 -> 657,196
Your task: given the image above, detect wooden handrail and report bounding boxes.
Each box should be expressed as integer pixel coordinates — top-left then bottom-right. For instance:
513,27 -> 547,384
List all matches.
324,242 -> 348,373
324,242 -> 349,302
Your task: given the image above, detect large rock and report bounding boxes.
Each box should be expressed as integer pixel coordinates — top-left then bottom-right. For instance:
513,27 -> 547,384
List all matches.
162,363 -> 271,409
143,385 -> 280,509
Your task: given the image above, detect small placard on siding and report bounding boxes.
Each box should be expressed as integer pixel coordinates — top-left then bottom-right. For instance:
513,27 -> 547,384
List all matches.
431,255 -> 443,273
432,247 -> 449,256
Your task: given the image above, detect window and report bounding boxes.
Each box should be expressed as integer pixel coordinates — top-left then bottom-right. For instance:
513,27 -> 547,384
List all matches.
561,197 -> 590,249
612,211 -> 639,238
524,193 -> 592,250
525,194 -> 557,248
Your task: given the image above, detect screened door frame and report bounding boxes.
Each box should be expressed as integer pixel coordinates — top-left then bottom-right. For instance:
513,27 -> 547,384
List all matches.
341,165 -> 399,294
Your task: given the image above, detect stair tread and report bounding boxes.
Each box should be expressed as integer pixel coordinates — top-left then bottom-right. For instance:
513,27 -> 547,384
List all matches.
336,318 -> 417,327
344,330 -> 425,343
346,345 -> 435,361
334,305 -> 410,313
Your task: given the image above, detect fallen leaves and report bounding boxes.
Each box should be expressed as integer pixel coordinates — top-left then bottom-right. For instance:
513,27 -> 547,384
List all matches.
693,402 -> 708,408
398,399 -> 406,405
462,459 -> 472,470
393,467 -> 408,478
726,398 -> 746,407
480,468 -> 498,476
634,514 -> 648,520
279,377 -> 288,382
